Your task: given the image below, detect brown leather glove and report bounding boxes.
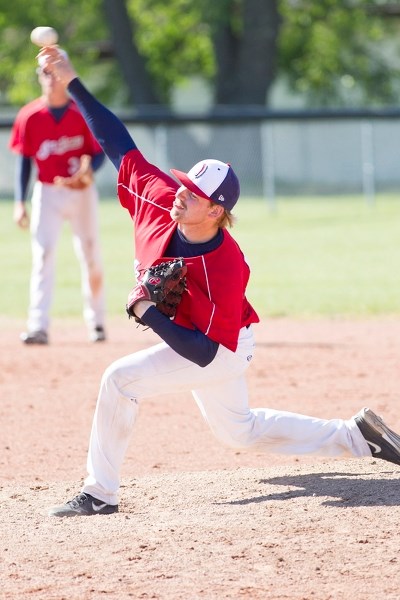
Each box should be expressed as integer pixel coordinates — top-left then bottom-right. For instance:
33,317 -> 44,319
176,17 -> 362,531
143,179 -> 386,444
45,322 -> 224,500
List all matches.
53,154 -> 93,189
126,258 -> 187,325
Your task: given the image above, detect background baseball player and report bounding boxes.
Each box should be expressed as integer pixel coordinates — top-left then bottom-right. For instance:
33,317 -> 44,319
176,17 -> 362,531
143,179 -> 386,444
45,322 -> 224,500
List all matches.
37,47 -> 400,517
9,59 -> 107,344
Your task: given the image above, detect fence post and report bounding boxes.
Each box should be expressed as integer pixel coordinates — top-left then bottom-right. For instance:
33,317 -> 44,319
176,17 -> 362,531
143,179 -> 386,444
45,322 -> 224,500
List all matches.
154,124 -> 169,173
261,121 -> 276,211
360,121 -> 375,205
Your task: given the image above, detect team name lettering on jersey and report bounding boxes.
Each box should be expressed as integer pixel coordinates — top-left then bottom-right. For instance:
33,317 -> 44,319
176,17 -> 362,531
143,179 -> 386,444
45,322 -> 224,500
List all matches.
37,135 -> 84,160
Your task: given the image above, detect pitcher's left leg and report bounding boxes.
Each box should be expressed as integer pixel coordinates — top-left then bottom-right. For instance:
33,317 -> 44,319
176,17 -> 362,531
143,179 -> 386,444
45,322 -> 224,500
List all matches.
194,381 -> 371,458
191,338 -> 370,459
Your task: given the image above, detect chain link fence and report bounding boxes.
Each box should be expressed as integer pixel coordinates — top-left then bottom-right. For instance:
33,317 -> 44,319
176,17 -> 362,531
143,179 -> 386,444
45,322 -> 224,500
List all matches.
2,111 -> 400,204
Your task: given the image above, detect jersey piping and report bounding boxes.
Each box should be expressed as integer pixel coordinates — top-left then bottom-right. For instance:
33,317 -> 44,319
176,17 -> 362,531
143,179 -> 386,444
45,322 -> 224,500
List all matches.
118,182 -> 172,213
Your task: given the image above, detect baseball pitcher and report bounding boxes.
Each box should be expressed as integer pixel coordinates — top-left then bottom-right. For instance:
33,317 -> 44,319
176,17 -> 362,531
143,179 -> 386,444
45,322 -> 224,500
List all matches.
37,47 -> 400,517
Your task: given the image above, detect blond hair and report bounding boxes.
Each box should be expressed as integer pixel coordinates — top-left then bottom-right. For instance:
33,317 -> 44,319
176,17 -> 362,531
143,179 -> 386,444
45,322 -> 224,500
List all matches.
216,208 -> 236,229
209,201 -> 236,228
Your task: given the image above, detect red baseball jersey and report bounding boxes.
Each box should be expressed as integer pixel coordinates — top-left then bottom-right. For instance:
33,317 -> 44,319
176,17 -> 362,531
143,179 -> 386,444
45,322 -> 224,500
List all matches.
118,149 -> 259,352
9,97 -> 102,183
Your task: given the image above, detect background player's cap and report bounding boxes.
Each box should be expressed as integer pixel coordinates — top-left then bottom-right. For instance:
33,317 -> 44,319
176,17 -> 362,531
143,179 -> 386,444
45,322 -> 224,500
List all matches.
170,159 -> 240,211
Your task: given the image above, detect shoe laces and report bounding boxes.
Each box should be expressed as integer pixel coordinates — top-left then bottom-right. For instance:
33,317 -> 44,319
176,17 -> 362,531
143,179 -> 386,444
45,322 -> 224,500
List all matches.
68,493 -> 89,508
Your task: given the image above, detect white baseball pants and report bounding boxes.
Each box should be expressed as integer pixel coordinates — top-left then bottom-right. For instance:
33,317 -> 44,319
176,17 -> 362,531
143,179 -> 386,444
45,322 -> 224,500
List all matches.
82,325 -> 371,505
27,181 -> 105,333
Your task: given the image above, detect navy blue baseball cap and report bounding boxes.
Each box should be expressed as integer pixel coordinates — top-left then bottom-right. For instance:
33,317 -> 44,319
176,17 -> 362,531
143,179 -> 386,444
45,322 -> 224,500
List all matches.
171,159 -> 240,211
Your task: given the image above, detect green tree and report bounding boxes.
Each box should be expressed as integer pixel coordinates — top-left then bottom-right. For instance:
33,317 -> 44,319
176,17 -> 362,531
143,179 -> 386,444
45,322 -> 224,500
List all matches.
204,0 -> 281,105
0,0 -> 399,110
279,0 -> 400,107
125,0 -> 281,106
0,0 -> 115,105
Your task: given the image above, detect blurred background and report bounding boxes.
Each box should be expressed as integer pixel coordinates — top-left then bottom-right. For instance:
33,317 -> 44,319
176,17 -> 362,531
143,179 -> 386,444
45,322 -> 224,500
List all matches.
1,0 -> 400,321
1,0 -> 400,202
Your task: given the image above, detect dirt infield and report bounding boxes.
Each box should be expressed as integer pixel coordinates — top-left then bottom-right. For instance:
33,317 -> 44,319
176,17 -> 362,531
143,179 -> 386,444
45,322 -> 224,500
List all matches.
1,317 -> 400,599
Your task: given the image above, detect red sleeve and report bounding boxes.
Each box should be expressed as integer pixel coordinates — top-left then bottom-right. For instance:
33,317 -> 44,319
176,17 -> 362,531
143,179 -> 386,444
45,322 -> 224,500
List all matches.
118,149 -> 178,217
9,100 -> 41,156
9,115 -> 23,153
82,125 -> 102,155
69,102 -> 102,155
117,149 -> 180,270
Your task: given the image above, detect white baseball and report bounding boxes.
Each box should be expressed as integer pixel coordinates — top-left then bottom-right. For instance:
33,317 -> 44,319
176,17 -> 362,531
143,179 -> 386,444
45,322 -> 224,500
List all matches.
30,26 -> 59,47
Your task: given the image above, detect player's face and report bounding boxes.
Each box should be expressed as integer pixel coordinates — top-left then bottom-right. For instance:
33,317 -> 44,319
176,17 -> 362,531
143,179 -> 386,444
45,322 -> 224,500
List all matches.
171,186 -> 214,224
37,69 -> 70,107
37,68 -> 53,84
38,69 -> 64,92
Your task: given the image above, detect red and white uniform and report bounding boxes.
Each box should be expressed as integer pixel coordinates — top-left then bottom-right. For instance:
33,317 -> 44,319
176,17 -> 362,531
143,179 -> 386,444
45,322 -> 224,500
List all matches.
118,149 -> 259,351
82,150 -> 369,505
10,98 -> 105,335
10,97 -> 102,181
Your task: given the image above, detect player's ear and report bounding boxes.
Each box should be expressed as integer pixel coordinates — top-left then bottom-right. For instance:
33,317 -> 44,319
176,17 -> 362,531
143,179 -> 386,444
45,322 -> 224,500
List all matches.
208,204 -> 224,219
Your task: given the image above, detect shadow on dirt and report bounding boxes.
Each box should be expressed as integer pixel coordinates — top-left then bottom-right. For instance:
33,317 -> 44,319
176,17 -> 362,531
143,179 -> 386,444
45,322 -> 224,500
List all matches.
218,469 -> 400,507
256,341 -> 340,349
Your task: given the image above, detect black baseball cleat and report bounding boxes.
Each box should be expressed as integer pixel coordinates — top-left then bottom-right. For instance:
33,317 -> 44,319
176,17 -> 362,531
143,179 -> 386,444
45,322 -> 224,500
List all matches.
48,493 -> 118,517
354,407 -> 400,466
89,326 -> 106,342
20,330 -> 48,345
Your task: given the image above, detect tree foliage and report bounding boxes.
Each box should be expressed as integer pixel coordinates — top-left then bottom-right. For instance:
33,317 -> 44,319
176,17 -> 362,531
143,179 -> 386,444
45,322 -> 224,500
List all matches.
0,0 -> 117,105
0,0 -> 399,109
279,0 -> 400,107
127,0 -> 214,104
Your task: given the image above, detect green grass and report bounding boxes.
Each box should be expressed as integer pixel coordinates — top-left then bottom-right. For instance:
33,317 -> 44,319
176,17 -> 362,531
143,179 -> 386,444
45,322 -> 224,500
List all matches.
234,194 -> 400,317
1,194 -> 400,319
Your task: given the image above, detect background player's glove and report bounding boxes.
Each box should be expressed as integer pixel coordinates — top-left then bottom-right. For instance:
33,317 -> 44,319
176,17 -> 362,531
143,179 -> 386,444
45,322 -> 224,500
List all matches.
126,258 -> 187,325
53,154 -> 94,189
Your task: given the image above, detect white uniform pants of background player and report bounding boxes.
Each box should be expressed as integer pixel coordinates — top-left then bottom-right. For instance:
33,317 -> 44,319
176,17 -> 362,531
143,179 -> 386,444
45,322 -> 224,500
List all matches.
82,325 -> 372,505
27,181 -> 105,334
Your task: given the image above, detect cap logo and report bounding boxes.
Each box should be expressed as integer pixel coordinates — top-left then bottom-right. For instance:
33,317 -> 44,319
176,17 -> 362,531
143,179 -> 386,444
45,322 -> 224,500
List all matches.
218,194 -> 225,202
194,164 -> 208,178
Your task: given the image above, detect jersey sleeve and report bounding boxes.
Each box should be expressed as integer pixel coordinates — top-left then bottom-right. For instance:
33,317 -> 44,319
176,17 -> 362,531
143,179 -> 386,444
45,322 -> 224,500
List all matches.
117,149 -> 180,270
9,105 -> 34,156
9,117 -> 22,153
81,123 -> 102,155
118,149 -> 178,217
69,102 -> 103,156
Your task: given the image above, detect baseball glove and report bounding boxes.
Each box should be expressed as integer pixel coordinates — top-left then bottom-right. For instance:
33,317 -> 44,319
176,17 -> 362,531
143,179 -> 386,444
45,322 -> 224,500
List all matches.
126,258 -> 187,325
53,154 -> 94,189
